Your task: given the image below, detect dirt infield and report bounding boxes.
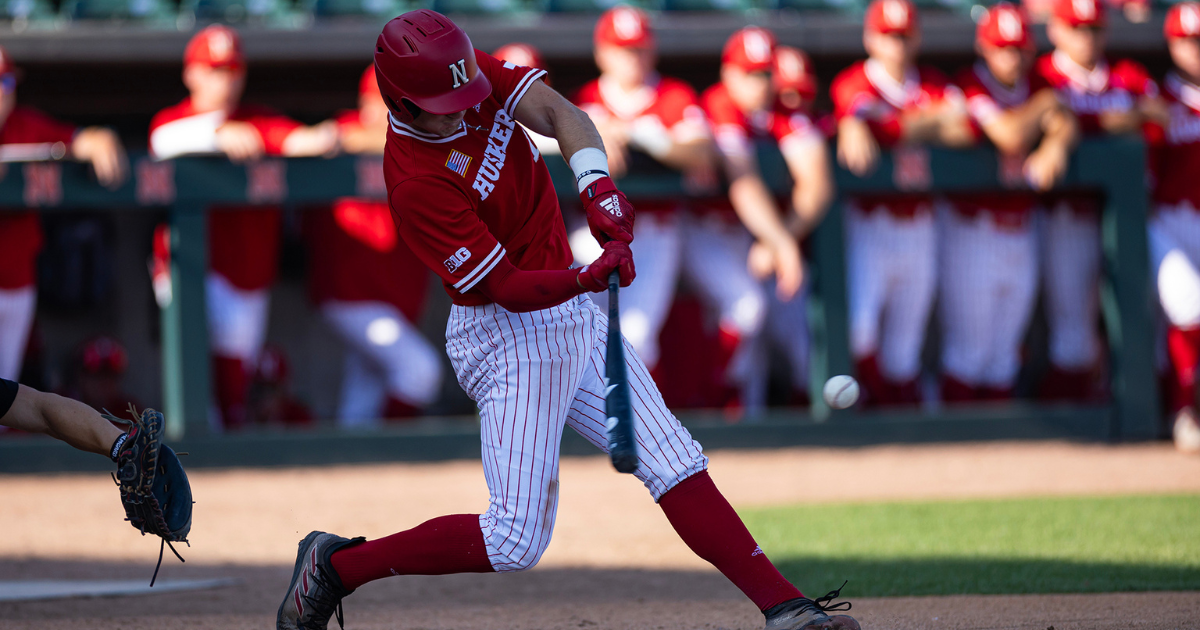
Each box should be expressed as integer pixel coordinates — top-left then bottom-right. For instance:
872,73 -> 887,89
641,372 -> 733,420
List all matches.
2,440 -> 1199,629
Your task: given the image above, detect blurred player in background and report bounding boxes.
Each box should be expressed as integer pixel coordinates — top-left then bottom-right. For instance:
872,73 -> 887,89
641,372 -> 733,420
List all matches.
943,3 -> 1078,402
1149,2 -> 1200,453
306,66 -> 442,425
63,336 -> 141,413
572,6 -> 716,374
762,45 -> 835,403
831,0 -> 972,405
700,30 -> 833,408
0,45 -> 126,383
149,26 -> 338,430
247,345 -> 314,427
1035,0 -> 1159,400
493,43 -> 561,157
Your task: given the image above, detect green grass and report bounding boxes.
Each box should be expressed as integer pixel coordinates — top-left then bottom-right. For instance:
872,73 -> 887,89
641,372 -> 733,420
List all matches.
741,494 -> 1200,597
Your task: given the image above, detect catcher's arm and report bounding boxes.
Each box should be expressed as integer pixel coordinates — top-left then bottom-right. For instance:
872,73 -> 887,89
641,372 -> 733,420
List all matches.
1,384 -> 125,457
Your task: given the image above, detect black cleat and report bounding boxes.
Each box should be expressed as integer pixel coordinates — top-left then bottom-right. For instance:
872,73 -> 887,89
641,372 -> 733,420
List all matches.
277,531 -> 364,630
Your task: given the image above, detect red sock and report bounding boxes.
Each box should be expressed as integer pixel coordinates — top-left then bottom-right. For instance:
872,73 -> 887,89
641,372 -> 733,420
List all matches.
658,470 -> 802,611
330,514 -> 493,591
854,355 -> 887,407
212,355 -> 248,430
1168,326 -> 1200,410
940,375 -> 976,403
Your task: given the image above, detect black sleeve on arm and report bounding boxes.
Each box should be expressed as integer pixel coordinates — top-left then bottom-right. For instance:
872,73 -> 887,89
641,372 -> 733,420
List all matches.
475,256 -> 586,313
0,378 -> 18,420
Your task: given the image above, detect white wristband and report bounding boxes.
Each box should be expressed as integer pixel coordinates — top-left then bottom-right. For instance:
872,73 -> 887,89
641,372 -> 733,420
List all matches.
569,147 -> 609,194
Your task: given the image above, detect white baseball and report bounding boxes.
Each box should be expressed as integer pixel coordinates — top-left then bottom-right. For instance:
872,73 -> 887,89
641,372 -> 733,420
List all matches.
823,375 -> 860,409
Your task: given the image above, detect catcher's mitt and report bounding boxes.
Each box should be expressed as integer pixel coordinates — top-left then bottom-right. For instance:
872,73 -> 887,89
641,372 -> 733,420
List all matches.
105,405 -> 193,586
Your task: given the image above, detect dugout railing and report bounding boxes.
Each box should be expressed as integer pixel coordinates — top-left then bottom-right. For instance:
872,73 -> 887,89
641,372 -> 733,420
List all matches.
0,137 -> 1157,470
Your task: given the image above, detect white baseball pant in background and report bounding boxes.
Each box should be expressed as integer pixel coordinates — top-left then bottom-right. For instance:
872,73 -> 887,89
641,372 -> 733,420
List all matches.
446,295 -> 708,572
1040,204 -> 1102,371
938,207 -> 1038,388
0,286 -> 36,381
321,300 -> 443,427
206,272 -> 270,364
1150,202 -> 1200,328
845,204 -> 938,383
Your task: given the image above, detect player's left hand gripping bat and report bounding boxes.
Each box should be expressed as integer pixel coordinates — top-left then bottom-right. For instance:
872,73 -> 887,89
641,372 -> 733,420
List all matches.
605,270 -> 639,474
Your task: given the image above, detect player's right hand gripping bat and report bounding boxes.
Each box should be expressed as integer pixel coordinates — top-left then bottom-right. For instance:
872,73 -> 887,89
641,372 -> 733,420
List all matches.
605,270 -> 639,474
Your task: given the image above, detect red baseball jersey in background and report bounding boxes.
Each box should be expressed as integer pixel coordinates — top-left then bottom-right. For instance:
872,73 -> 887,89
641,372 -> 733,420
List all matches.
385,51 -> 572,307
952,62 -> 1048,228
0,107 -> 77,289
150,100 -> 303,290
699,82 -> 823,215
1152,71 -> 1200,211
1033,52 -> 1157,134
306,112 -> 430,321
573,75 -> 709,214
831,60 -> 960,216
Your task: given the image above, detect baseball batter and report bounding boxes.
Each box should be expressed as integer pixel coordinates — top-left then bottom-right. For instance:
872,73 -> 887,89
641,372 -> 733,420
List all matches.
1033,0 -> 1159,399
1149,2 -> 1200,452
943,3 -> 1078,401
277,11 -> 857,630
700,30 -> 833,408
0,45 -> 127,383
307,67 -> 442,424
149,26 -> 338,429
831,0 -> 972,405
571,6 -> 716,373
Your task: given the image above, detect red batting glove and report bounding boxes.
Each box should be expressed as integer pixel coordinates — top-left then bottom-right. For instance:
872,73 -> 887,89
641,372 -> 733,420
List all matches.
577,241 -> 636,292
580,176 -> 636,245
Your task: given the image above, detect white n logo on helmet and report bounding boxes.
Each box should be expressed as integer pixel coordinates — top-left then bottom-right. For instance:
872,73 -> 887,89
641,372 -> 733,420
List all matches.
613,8 -> 643,41
884,0 -> 908,27
1185,5 -> 1200,35
1073,0 -> 1095,20
998,10 -> 1022,41
450,59 -> 469,89
743,30 -> 772,64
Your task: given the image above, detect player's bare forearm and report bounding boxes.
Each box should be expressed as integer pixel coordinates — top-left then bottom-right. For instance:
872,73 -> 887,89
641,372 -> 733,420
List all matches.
282,121 -> 340,157
783,139 -> 834,238
652,136 -> 716,171
2,385 -> 124,456
729,172 -> 791,246
514,80 -> 605,163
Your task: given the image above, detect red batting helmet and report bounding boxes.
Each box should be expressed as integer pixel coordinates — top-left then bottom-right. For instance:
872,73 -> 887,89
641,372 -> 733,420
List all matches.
184,25 -> 244,69
1166,2 -> 1200,39
722,27 -> 777,73
594,6 -> 655,49
865,0 -> 919,36
774,46 -> 817,101
374,10 -> 492,123
977,3 -> 1032,49
1052,0 -> 1105,28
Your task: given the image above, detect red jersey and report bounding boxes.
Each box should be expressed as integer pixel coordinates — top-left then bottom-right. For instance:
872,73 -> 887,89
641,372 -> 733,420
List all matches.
1152,71 -> 1200,211
951,62 -> 1048,228
831,60 -> 961,217
149,100 -> 303,290
384,51 -> 572,307
573,75 -> 709,214
1033,52 -> 1157,135
305,112 -> 429,321
0,106 -> 77,289
699,82 -> 822,215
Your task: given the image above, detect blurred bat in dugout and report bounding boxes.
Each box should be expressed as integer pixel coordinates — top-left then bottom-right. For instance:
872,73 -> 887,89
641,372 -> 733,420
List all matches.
605,270 -> 639,474
0,141 -> 68,162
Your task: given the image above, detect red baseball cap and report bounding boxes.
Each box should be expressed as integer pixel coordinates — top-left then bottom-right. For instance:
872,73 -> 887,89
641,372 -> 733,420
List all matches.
977,3 -> 1032,49
494,43 -> 546,70
1166,2 -> 1200,39
722,27 -> 777,73
594,6 -> 655,49
184,25 -> 245,69
865,0 -> 919,36
774,46 -> 817,100
1052,0 -> 1105,27
359,65 -> 380,96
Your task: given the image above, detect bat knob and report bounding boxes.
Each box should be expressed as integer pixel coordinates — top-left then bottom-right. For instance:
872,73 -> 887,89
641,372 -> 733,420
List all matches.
611,453 -> 639,474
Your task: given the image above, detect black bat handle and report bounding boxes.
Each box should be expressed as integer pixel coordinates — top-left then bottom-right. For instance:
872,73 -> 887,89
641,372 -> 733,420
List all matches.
605,270 -> 639,474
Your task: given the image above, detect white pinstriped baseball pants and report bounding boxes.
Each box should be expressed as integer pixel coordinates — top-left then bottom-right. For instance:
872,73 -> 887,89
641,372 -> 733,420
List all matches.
445,295 -> 709,573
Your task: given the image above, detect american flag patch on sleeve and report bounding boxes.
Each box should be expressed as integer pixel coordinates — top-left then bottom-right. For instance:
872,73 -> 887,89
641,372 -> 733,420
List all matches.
445,150 -> 472,177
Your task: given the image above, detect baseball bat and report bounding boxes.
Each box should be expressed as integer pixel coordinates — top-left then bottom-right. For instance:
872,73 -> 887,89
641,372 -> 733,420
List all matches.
0,142 -> 68,163
605,270 -> 639,474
